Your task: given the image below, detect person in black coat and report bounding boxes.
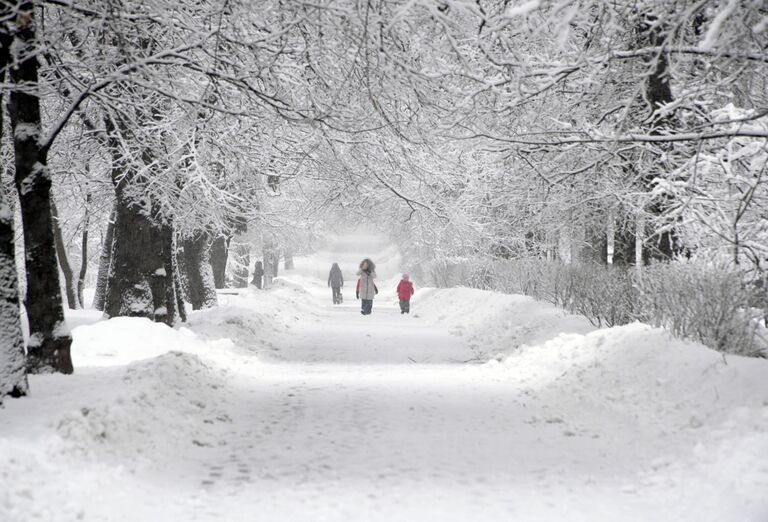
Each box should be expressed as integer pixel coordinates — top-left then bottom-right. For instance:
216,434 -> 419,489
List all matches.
328,263 -> 344,304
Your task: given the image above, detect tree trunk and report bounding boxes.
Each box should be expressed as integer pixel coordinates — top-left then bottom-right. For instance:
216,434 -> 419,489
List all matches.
606,208 -> 615,266
8,2 -> 73,374
172,233 -> 187,322
182,232 -> 218,310
639,16 -> 683,261
635,213 -> 644,277
263,253 -> 273,289
210,234 -> 228,289
77,192 -> 91,308
105,190 -> 175,322
104,196 -> 156,318
0,188 -> 28,398
0,10 -> 28,398
251,261 -> 264,289
51,200 -> 80,309
92,206 -> 115,311
150,222 -> 176,326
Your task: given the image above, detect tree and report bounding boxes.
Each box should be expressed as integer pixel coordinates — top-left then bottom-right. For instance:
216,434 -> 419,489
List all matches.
7,0 -> 72,374
0,3 -> 27,398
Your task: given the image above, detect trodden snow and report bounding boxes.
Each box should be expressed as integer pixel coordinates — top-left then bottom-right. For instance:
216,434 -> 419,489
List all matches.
2,236 -> 767,522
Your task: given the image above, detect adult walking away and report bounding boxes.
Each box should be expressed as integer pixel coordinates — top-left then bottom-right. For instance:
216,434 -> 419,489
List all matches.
328,262 -> 344,304
396,273 -> 415,314
355,258 -> 377,315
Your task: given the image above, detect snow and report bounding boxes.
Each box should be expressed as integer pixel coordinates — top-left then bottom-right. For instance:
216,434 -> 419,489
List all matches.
13,122 -> 41,141
699,0 -> 739,51
504,0 -> 541,18
2,237 -> 767,521
0,201 -> 11,222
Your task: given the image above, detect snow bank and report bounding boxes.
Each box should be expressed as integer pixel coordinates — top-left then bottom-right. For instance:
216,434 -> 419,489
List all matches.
0,348 -> 231,522
185,284 -> 321,359
413,287 -> 594,360
489,323 -> 768,518
496,323 -> 768,422
57,352 -> 229,459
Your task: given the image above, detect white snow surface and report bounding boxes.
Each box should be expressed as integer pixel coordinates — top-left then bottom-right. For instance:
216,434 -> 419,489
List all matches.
2,235 -> 767,521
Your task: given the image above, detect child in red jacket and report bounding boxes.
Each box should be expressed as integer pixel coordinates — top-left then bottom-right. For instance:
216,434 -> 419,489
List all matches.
396,273 -> 415,314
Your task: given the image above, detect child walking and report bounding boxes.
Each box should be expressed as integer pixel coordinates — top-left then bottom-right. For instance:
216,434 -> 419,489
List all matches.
396,273 -> 414,314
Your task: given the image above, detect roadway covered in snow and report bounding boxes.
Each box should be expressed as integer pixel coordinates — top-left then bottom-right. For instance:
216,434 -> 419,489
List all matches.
1,237 -> 767,521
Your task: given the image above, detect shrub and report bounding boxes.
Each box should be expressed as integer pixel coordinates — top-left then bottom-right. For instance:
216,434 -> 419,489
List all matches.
418,256 -> 767,357
637,261 -> 766,357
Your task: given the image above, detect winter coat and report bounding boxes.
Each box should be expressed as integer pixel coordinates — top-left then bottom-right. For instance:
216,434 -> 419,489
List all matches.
328,263 -> 344,288
356,269 -> 377,300
397,280 -> 414,301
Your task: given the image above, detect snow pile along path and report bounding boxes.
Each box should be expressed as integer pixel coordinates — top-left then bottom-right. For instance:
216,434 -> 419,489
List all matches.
413,286 -> 594,360
2,235 -> 767,522
493,323 -> 768,517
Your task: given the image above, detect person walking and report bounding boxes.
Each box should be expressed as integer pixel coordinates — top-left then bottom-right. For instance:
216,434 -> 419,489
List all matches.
396,273 -> 415,314
355,258 -> 377,315
328,262 -> 344,304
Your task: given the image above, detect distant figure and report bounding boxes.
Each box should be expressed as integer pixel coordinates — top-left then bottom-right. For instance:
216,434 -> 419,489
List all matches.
397,273 -> 415,314
328,263 -> 344,304
355,258 -> 377,315
251,260 -> 264,289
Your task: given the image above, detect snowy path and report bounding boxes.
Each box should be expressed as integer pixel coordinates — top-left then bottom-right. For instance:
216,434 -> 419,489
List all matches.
2,239 -> 768,521
167,297 -> 636,521
128,288 -> 765,521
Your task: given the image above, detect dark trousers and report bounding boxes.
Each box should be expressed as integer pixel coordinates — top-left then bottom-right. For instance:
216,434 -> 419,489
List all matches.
361,299 -> 373,315
399,300 -> 410,313
332,286 -> 342,304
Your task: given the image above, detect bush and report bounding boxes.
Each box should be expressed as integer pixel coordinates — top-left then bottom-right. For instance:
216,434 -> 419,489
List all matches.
417,256 -> 767,357
637,262 -> 766,357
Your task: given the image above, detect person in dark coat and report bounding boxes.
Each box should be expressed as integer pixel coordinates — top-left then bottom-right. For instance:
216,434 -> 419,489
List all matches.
251,260 -> 264,289
328,263 -> 344,304
396,273 -> 415,314
355,258 -> 377,315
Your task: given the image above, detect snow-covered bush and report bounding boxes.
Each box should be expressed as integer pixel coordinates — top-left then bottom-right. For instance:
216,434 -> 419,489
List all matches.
423,256 -> 766,357
637,262 -> 767,358
510,261 -> 637,328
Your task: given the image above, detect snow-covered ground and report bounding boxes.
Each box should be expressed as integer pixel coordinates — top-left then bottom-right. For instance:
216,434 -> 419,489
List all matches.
2,235 -> 768,522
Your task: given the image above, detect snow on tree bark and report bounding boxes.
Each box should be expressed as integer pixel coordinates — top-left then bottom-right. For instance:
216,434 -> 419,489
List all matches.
104,193 -> 175,322
150,223 -> 177,326
0,191 -> 28,399
77,192 -> 91,308
8,2 -> 73,374
0,5 -> 27,397
182,232 -> 217,310
172,234 -> 187,323
92,207 -> 115,311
